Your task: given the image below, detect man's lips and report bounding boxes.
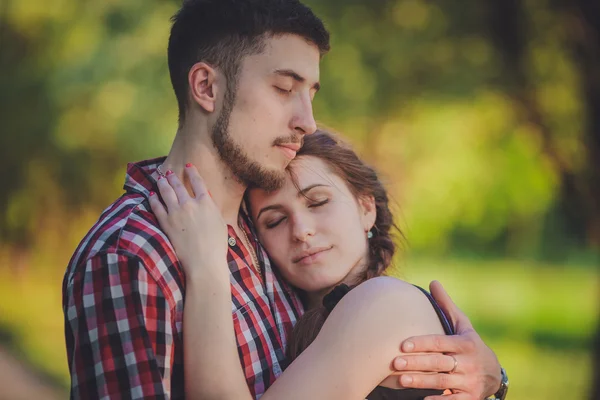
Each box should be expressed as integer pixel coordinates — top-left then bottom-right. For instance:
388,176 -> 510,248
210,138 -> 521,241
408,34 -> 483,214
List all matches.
292,246 -> 333,264
276,143 -> 301,159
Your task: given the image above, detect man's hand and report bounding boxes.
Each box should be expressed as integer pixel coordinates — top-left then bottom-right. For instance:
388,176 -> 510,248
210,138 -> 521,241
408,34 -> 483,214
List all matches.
392,281 -> 501,400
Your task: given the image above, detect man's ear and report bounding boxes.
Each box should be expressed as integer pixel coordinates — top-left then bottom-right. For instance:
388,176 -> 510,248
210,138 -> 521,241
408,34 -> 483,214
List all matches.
358,194 -> 377,233
188,62 -> 220,113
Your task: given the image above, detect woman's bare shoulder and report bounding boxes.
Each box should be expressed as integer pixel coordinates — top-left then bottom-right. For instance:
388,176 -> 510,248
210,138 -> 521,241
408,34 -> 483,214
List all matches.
273,277 -> 446,399
331,276 -> 445,337
344,276 -> 425,306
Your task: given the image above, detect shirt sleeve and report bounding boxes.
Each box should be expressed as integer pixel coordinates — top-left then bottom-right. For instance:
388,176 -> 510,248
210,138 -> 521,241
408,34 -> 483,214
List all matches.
64,252 -> 176,399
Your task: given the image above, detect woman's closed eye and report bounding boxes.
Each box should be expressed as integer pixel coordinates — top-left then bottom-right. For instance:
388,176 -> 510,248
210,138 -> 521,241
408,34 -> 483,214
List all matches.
265,216 -> 286,229
308,199 -> 329,208
263,200 -> 328,229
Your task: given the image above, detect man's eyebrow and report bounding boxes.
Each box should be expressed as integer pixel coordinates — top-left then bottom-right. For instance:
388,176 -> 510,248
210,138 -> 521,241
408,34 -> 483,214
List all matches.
273,69 -> 321,92
255,184 -> 329,221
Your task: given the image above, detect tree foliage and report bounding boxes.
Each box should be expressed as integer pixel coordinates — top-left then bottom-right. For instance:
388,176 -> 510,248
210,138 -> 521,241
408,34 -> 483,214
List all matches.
0,0 -> 598,262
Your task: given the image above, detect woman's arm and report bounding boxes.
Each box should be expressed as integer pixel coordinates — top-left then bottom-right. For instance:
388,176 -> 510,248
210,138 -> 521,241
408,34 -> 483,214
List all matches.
261,276 -> 447,400
150,166 -> 254,400
183,267 -> 254,399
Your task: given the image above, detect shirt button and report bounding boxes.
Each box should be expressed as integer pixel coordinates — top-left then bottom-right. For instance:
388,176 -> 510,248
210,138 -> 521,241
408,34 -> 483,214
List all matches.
228,237 -> 237,247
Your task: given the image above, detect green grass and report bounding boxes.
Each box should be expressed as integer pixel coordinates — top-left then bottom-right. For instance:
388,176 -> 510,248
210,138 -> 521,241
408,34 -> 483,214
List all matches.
399,258 -> 598,400
0,258 -> 597,399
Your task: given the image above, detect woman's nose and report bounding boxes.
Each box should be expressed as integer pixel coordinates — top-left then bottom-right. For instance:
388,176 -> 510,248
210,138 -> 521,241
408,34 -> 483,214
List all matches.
291,218 -> 315,242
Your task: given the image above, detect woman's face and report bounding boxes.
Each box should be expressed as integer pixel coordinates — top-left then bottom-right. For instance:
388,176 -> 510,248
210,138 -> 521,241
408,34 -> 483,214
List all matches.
248,155 -> 376,294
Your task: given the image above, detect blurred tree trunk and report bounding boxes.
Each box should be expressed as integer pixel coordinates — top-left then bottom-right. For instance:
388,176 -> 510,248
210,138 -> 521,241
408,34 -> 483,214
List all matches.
593,317 -> 600,399
487,0 -> 600,249
564,0 -> 600,248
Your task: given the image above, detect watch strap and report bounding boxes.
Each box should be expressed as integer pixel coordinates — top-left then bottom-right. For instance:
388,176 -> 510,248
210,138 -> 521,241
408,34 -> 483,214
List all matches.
486,367 -> 508,400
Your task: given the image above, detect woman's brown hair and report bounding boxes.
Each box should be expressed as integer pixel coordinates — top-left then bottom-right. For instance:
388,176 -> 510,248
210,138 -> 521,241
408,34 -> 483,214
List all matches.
284,128 -> 403,362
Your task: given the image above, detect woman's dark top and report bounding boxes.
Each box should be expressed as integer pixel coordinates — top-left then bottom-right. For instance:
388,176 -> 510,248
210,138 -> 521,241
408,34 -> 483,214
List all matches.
322,284 -> 455,400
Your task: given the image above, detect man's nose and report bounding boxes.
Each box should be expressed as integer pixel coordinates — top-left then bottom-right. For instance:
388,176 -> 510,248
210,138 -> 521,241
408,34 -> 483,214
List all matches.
291,95 -> 317,135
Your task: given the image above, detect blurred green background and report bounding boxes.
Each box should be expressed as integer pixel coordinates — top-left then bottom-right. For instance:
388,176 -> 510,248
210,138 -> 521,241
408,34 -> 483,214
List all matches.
0,0 -> 598,399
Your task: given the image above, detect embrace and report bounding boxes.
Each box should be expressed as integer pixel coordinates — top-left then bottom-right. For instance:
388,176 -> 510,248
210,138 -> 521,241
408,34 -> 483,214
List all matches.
63,1 -> 509,399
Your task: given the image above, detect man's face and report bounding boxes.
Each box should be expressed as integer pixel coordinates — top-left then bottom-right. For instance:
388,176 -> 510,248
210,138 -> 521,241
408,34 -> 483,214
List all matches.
212,34 -> 321,191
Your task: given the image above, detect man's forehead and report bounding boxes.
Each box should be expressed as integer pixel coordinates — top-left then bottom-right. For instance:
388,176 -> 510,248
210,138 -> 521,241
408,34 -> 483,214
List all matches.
247,35 -> 321,80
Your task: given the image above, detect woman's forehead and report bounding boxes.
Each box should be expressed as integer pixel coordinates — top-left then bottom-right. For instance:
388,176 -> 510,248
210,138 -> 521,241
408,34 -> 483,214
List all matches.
287,155 -> 333,185
248,156 -> 338,211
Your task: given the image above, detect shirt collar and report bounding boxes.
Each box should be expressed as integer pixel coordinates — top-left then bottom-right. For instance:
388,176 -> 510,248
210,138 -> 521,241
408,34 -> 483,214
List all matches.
123,156 -> 166,195
123,156 -> 258,237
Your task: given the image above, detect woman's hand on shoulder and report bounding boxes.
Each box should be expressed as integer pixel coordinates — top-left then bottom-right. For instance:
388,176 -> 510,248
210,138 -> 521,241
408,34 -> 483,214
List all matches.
149,164 -> 229,282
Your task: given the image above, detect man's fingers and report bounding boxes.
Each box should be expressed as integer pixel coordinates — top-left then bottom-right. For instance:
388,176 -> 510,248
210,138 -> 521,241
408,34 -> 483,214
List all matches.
393,354 -> 457,372
429,280 -> 459,328
401,334 -> 463,354
399,372 -> 459,391
429,280 -> 473,332
424,393 -> 471,400
184,163 -> 209,200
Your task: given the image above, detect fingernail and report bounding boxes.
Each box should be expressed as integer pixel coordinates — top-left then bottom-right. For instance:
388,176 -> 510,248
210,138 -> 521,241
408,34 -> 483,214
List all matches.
401,375 -> 413,385
395,358 -> 407,369
185,162 -> 192,168
403,341 -> 414,352
157,176 -> 164,180
166,170 -> 173,176
208,190 -> 212,198
149,191 -> 155,196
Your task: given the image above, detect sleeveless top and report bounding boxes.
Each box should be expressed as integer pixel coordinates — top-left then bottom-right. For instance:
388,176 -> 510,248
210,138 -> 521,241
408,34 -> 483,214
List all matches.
322,284 -> 455,400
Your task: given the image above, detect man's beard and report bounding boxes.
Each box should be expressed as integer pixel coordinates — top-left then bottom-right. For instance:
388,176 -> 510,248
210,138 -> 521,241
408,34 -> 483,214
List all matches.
211,85 -> 287,192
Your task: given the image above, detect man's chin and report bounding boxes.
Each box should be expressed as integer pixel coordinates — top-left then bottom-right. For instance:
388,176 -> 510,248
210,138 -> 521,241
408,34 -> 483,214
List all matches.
243,165 -> 286,192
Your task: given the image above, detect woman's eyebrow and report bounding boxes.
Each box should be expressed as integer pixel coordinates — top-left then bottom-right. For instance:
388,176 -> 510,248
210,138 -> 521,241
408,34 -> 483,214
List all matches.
256,204 -> 284,221
298,184 -> 329,197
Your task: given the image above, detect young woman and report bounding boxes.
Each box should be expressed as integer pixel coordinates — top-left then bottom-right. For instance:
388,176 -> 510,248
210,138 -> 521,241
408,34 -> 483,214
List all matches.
150,130 -> 456,399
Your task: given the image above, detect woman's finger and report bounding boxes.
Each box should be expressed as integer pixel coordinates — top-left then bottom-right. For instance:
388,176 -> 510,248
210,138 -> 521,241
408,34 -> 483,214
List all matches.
148,191 -> 168,224
157,175 -> 179,212
165,170 -> 192,205
184,163 -> 209,200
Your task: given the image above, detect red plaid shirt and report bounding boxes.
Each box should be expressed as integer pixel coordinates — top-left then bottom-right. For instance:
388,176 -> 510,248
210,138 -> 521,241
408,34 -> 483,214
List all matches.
63,157 -> 304,399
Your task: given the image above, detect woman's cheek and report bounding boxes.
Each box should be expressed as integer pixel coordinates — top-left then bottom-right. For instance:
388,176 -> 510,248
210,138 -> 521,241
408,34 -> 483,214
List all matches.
263,232 -> 287,267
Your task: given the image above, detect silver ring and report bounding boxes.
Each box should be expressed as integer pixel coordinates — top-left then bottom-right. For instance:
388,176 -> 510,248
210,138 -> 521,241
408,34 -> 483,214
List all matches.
449,355 -> 458,374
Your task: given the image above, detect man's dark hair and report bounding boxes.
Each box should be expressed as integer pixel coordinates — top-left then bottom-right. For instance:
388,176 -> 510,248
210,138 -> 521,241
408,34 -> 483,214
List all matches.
168,0 -> 330,126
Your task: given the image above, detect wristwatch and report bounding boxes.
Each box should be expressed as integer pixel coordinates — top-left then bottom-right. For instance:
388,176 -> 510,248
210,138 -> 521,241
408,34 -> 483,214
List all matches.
486,367 -> 509,400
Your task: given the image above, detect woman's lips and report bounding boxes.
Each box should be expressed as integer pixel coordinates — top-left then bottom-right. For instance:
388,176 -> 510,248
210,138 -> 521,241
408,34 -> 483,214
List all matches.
293,246 -> 333,265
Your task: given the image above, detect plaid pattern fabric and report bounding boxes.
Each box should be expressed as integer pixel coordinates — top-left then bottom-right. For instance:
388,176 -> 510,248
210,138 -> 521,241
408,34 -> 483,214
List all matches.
63,157 -> 304,399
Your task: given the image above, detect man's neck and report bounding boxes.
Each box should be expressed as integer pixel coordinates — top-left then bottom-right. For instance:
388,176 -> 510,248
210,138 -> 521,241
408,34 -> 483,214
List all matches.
161,125 -> 247,226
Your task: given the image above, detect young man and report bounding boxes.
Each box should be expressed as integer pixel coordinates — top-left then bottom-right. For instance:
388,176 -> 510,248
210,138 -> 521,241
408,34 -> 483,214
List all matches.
63,1 -> 506,399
